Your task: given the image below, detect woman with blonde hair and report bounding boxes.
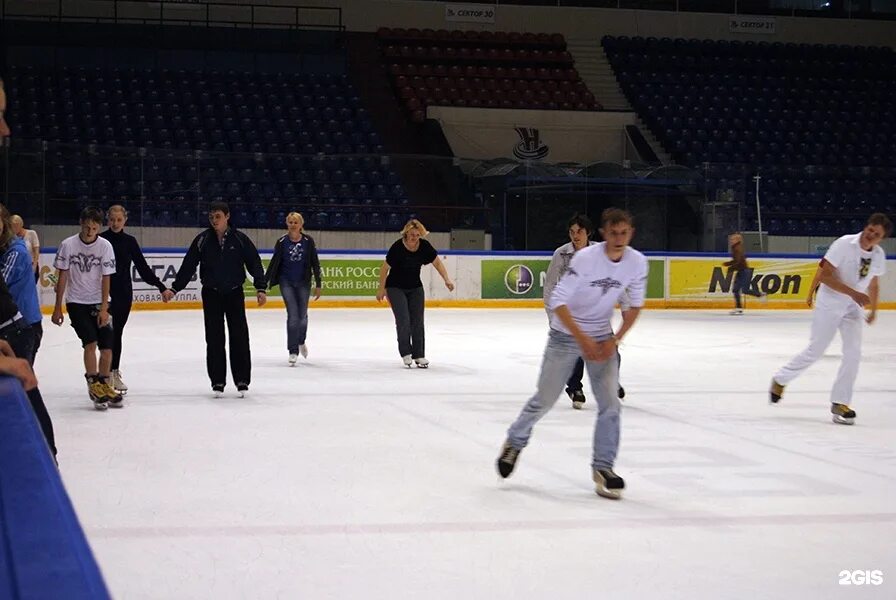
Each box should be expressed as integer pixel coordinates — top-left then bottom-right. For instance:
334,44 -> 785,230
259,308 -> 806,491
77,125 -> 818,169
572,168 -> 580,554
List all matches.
100,204 -> 168,394
376,219 -> 454,368
265,212 -> 322,365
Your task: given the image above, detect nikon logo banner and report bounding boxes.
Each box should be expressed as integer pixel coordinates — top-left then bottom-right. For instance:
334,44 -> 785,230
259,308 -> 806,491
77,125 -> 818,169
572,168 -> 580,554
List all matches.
427,106 -> 636,164
669,258 -> 820,301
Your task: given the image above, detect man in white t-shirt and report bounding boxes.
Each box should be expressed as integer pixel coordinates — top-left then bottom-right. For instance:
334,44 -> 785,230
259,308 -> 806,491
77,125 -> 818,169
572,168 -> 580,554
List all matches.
51,206 -> 121,410
497,208 -> 649,499
770,213 -> 891,425
11,215 -> 40,281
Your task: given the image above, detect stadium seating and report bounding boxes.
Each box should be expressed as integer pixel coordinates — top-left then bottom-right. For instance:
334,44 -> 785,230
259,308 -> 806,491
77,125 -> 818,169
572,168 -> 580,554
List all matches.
603,36 -> 896,231
379,28 -> 602,122
7,65 -> 414,227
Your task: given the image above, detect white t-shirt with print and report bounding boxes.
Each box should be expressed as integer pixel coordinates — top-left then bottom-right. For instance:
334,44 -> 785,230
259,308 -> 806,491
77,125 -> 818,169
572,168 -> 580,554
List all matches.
53,234 -> 117,304
547,242 -> 648,337
816,232 -> 886,313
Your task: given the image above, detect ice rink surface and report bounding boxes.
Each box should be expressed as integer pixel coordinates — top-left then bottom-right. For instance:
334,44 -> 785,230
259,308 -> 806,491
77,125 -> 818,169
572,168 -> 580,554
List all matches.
35,307 -> 896,599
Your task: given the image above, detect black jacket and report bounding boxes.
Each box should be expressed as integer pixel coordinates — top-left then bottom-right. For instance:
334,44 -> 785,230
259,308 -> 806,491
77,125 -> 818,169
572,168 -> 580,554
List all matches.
0,276 -> 20,324
265,233 -> 322,288
100,229 -> 166,299
172,227 -> 266,294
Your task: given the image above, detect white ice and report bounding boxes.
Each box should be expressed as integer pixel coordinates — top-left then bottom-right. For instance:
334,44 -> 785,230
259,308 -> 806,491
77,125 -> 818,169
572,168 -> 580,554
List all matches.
36,307 -> 896,599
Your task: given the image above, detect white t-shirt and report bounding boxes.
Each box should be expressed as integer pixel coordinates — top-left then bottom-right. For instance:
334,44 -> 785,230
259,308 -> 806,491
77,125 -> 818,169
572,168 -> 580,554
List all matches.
53,234 -> 117,305
547,242 -> 648,337
816,232 -> 887,312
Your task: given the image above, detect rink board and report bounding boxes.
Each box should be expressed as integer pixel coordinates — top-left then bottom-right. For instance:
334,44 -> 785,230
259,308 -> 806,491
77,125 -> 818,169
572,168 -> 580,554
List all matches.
37,251 -> 896,311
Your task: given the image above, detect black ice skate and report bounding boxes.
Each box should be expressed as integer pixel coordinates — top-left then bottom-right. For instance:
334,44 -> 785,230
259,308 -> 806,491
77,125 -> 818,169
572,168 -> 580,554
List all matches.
496,441 -> 521,478
212,383 -> 225,398
237,382 -> 249,398
769,379 -> 785,404
593,468 -> 625,499
568,389 -> 586,409
618,385 -> 626,399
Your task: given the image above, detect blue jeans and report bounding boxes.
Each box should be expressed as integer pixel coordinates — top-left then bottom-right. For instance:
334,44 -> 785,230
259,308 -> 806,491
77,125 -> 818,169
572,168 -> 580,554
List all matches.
733,268 -> 762,309
566,350 -> 621,394
507,329 -> 622,471
280,280 -> 310,354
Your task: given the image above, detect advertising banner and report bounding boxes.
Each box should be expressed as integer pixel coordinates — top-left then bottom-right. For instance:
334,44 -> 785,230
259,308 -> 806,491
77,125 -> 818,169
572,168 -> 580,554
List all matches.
38,252 -> 200,307
241,258 -> 384,298
39,252 -> 389,307
668,258 -> 819,302
481,258 -> 665,300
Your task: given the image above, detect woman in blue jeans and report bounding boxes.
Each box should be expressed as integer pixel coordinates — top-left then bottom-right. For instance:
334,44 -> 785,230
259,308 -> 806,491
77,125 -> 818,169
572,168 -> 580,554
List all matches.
265,212 -> 322,365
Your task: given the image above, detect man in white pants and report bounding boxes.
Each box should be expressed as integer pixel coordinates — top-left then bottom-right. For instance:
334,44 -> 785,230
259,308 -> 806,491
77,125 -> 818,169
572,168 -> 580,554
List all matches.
497,208 -> 648,499
770,213 -> 891,424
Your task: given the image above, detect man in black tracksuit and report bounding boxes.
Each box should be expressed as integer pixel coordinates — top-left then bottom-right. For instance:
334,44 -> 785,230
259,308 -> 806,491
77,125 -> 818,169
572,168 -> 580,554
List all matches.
163,202 -> 266,396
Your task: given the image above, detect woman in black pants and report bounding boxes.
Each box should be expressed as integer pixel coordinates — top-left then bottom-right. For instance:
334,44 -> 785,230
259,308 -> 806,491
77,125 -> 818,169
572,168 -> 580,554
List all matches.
99,205 -> 167,394
375,219 -> 454,368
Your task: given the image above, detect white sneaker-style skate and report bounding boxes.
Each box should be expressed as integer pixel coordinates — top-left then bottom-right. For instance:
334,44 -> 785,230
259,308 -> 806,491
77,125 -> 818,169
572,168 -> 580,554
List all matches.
111,369 -> 128,395
237,382 -> 249,398
289,353 -> 298,366
402,354 -> 413,367
414,357 -> 429,368
299,344 -> 308,358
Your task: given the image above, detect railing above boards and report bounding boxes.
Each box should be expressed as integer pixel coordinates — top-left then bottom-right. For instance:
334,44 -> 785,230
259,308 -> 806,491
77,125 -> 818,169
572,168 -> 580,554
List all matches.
1,0 -> 343,31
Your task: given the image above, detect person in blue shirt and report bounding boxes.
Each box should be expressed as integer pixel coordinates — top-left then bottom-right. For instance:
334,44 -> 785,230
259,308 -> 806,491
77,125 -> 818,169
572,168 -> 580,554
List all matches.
265,212 -> 322,365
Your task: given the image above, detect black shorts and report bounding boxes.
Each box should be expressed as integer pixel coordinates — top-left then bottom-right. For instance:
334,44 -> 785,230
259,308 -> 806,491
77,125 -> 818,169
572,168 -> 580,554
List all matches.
67,303 -> 114,349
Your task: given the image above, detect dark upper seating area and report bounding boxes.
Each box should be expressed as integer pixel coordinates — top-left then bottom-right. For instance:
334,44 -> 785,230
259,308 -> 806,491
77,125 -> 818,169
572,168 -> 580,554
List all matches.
380,28 -> 601,122
7,64 -> 415,229
604,36 -> 896,235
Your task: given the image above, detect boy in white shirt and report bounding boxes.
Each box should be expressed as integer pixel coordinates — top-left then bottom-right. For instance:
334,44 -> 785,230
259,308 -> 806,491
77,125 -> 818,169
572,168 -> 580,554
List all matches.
770,213 -> 891,424
52,206 -> 121,409
497,208 -> 648,499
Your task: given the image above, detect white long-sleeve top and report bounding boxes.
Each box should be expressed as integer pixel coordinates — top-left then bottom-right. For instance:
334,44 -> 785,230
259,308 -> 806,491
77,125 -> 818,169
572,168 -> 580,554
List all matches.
543,240 -> 597,304
547,242 -> 648,337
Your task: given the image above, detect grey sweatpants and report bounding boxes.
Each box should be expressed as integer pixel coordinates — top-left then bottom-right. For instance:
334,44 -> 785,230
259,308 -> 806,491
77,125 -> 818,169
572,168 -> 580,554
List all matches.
386,286 -> 426,359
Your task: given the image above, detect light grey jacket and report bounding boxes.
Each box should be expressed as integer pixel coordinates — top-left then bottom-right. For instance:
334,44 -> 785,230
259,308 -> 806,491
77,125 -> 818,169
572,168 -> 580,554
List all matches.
543,241 -> 597,307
